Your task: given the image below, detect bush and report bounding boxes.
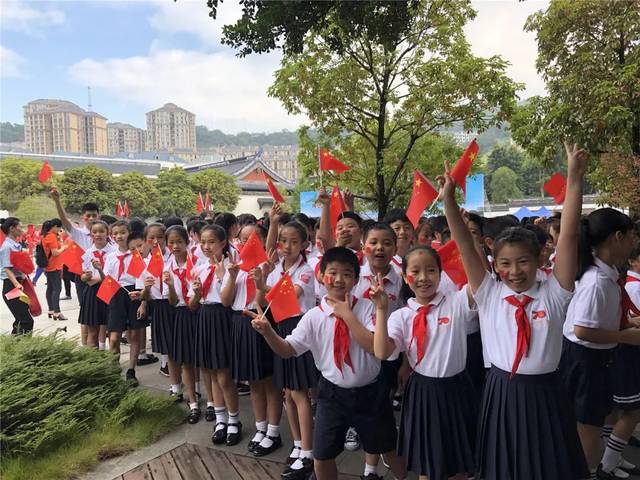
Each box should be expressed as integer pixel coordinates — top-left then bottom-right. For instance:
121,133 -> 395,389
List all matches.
13,195 -> 59,225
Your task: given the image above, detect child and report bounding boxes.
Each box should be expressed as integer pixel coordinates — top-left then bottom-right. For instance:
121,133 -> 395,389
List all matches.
561,209 -> 639,479
255,219 -> 317,478
186,218 -> 207,265
250,247 -> 405,480
443,142 -> 589,480
79,220 -> 115,349
373,245 -> 478,480
383,209 -> 414,274
189,224 -> 241,446
214,212 -> 241,262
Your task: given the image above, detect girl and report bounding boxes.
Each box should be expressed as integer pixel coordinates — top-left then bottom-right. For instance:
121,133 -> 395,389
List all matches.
0,217 -> 34,334
255,220 -> 317,478
373,246 -> 478,480
188,224 -> 241,446
560,209 -> 639,479
443,142 -> 589,480
165,226 -> 200,422
214,212 -> 241,262
41,218 -> 68,321
79,220 -> 115,349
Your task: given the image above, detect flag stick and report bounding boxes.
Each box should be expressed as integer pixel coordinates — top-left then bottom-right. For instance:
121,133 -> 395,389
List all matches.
318,145 -> 323,187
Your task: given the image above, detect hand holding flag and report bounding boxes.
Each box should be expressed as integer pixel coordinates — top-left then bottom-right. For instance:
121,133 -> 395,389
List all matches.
147,245 -> 164,278
58,240 -> 85,275
329,185 -> 348,234
543,172 -> 567,204
264,172 -> 285,203
127,250 -> 146,278
97,275 -> 121,304
239,231 -> 269,272
406,171 -> 439,228
450,139 -> 479,198
265,273 -> 301,323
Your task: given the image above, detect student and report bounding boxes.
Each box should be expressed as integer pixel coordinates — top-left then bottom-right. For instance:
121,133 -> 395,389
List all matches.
249,247 -> 406,480
560,208 -> 639,479
214,212 -> 241,262
443,142 -> 589,480
374,245 -> 478,480
41,219 -> 68,321
383,209 -> 415,274
416,219 -> 434,246
189,224 -> 241,446
254,219 -> 317,478
0,217 -> 34,334
79,220 -> 115,349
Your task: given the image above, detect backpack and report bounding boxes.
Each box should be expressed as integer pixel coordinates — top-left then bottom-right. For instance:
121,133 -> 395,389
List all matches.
35,243 -> 50,268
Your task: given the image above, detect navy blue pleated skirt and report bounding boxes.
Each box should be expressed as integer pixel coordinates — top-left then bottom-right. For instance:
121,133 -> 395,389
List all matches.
273,315 -> 318,390
465,330 -> 486,395
171,306 -> 198,365
108,285 -> 139,333
195,303 -> 233,370
611,344 -> 640,410
150,299 -> 175,355
399,370 -> 476,479
78,283 -> 107,326
231,310 -> 274,382
477,366 -> 588,480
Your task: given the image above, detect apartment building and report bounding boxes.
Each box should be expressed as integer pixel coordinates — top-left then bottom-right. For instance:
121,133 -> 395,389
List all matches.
107,122 -> 146,155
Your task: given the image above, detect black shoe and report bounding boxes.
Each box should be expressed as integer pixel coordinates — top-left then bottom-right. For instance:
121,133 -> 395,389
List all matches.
61,296 -> 72,300
359,474 -> 383,480
596,464 -> 627,480
205,406 -> 215,422
125,369 -> 138,387
137,355 -> 158,366
248,431 -> 266,453
286,446 -> 301,465
187,408 -> 201,424
170,390 -> 183,402
619,461 -> 640,475
629,434 -> 640,448
212,422 -> 227,444
237,382 -> 251,396
281,457 -> 314,480
121,336 -> 129,345
253,435 -> 283,457
159,365 -> 169,377
226,422 -> 242,446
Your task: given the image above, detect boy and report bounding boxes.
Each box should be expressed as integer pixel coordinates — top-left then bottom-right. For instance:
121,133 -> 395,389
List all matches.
383,209 -> 414,273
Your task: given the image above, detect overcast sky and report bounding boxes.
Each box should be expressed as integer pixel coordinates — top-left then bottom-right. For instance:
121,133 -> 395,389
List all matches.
1,0 -> 550,133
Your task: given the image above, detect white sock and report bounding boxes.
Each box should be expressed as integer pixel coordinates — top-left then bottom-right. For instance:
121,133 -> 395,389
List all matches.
293,439 -> 302,450
290,445 -> 301,460
161,354 -> 168,368
138,353 -> 147,359
215,407 -> 227,425
189,402 -> 198,410
252,420 -> 267,443
620,459 -> 636,469
207,401 -> 215,408
170,384 -> 180,394
590,469 -> 597,480
364,463 -> 378,476
601,434 -> 628,473
290,450 -> 313,471
227,411 -> 240,434
259,424 -> 280,447
98,342 -> 105,350
300,449 -> 312,459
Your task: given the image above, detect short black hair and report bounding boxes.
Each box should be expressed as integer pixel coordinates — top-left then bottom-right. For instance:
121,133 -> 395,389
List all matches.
101,214 -> 117,226
361,219 -> 376,236
629,240 -> 640,262
430,216 -> 449,235
237,213 -> 257,226
483,215 -> 519,240
493,227 -> 541,259
163,216 -> 184,228
338,211 -> 362,228
320,246 -> 360,278
128,217 -> 147,235
187,219 -> 206,235
467,213 -> 484,236
127,231 -> 144,245
165,225 -> 189,243
383,208 -> 412,227
292,212 -> 314,230
363,222 -> 397,244
110,219 -> 130,231
81,202 -> 100,214
145,222 -> 167,239
524,224 -> 550,247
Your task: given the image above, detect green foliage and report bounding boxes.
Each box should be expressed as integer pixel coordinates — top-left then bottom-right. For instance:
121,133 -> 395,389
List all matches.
196,126 -> 300,148
0,158 -> 51,211
156,168 -> 198,217
113,172 -> 160,219
13,196 -> 59,224
0,122 -> 24,143
56,166 -> 116,214
190,169 -> 240,213
490,166 -> 522,203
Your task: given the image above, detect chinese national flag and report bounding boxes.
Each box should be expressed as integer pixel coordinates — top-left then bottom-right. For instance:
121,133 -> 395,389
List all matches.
59,240 -> 85,275
264,172 -> 285,203
147,245 -> 164,278
329,185 -> 348,234
319,148 -> 350,173
123,200 -> 130,218
38,161 -> 53,183
406,170 -> 439,228
437,240 -> 468,289
204,193 -> 211,214
239,230 -> 268,272
10,251 -> 34,275
544,172 -> 567,204
116,201 -> 124,217
265,273 -> 301,323
127,250 -> 146,278
0,229 -> 5,247
97,275 -> 120,304
196,193 -> 204,214
450,139 -> 479,198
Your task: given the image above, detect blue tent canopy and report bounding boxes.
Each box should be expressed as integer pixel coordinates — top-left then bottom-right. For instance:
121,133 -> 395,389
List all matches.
534,206 -> 552,218
513,206 -> 533,220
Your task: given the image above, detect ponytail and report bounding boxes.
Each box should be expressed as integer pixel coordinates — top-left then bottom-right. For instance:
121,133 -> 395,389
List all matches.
0,217 -> 20,235
576,217 -> 593,280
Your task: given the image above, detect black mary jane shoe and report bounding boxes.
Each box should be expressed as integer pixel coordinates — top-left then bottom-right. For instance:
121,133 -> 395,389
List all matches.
253,435 -> 283,457
187,408 -> 201,424
281,457 -> 314,480
247,430 -> 266,453
286,446 -> 301,465
226,422 -> 242,446
204,406 -> 215,422
212,422 -> 227,444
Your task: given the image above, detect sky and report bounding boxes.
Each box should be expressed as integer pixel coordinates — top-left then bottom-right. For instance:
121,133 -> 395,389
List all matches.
0,0 -> 550,134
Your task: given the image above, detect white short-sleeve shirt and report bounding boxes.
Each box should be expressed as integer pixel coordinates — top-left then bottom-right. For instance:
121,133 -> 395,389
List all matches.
387,290 -> 476,377
266,255 -> 315,314
285,296 -> 380,388
353,263 -> 404,315
69,225 -> 93,251
563,258 -> 621,349
626,271 -> 640,313
475,270 -> 574,374
166,255 -> 191,307
103,249 -> 138,287
391,255 -> 403,275
81,244 -> 116,281
227,269 -> 260,311
188,261 -> 225,304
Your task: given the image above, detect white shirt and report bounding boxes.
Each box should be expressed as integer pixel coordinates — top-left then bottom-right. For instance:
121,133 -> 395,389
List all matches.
353,263 -> 404,315
167,256 -> 191,307
266,255 -> 315,314
438,271 -> 458,294
227,269 -> 260,311
81,244 -> 116,281
0,237 -> 24,280
188,242 -> 208,265
103,250 -> 138,287
136,260 -> 170,300
475,271 -> 574,374
388,291 -> 476,377
626,271 -> 640,313
391,254 -> 403,275
286,296 -> 380,388
564,258 -> 621,349
308,255 -> 327,303
188,261 -> 225,304
69,225 -> 93,251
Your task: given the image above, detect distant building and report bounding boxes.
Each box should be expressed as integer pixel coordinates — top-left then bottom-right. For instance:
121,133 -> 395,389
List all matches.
197,144 -> 299,181
23,99 -> 108,155
146,103 -> 196,160
107,122 -> 146,155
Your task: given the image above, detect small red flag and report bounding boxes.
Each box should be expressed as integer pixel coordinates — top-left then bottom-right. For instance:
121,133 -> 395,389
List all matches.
264,172 -> 285,203
0,229 -> 5,247
265,273 -> 301,323
59,240 -> 85,275
544,172 -> 567,204
116,201 -> 124,217
196,193 -> 204,214
10,250 -> 34,275
319,148 -> 350,173
204,193 -> 211,214
4,287 -> 24,301
123,200 -> 130,218
436,240 -> 468,289
97,275 -> 121,304
450,139 -> 479,198
147,245 -> 164,278
127,250 -> 146,278
239,230 -> 268,272
406,171 -> 439,228
38,161 -> 53,183
329,185 -> 348,234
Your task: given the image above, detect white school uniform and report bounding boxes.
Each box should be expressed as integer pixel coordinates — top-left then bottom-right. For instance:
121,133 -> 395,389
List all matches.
81,244 -> 116,281
69,225 -> 93,251
563,258 -> 621,350
353,263 -> 404,315
135,261 -> 170,300
167,256 -> 191,307
266,255 -> 315,313
188,242 -> 208,265
103,250 -> 138,287
285,296 -> 380,388
474,271 -> 574,375
626,271 -> 640,311
391,254 -> 403,275
388,290 -> 476,377
188,261 -> 225,305
438,271 -> 458,294
225,269 -> 260,311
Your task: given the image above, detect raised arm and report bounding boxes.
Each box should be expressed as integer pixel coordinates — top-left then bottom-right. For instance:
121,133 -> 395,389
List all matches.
316,187 -> 335,250
50,188 -> 74,232
370,274 -> 396,360
265,203 -> 282,253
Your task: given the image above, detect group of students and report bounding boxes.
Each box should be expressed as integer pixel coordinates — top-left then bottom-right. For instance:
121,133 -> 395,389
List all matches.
1,142 -> 640,480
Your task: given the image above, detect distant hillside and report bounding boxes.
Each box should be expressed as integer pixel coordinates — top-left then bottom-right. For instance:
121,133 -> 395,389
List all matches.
196,126 -> 300,148
0,122 -> 24,143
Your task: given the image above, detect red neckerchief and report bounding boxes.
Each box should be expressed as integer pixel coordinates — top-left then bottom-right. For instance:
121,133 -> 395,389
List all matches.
408,303 -> 434,366
116,252 -> 129,280
320,297 -> 358,375
504,294 -> 533,377
93,250 -> 106,269
201,265 -> 216,299
619,278 -> 640,329
173,263 -> 189,303
245,275 -> 256,307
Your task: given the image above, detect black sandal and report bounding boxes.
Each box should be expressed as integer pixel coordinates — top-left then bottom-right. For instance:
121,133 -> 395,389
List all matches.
253,434 -> 282,457
212,422 -> 227,444
248,430 -> 266,453
187,407 -> 201,424
205,406 -> 215,422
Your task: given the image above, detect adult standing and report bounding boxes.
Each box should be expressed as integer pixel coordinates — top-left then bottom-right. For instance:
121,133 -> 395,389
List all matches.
41,219 -> 68,321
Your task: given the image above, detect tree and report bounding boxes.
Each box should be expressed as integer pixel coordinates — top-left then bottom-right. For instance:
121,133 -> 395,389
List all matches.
113,172 -> 160,219
14,195 -> 59,225
0,158 -> 51,211
156,168 -> 199,217
490,167 -> 522,204
0,123 -> 24,143
263,1 -> 519,219
57,166 -> 116,214
485,142 -> 547,198
189,169 -> 240,213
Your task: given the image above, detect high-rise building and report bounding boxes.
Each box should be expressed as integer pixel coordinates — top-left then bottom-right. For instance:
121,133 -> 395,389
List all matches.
23,99 -> 108,155
145,103 -> 196,155
107,122 -> 146,155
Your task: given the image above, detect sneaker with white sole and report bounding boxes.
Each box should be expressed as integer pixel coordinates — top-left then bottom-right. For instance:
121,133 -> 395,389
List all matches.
344,427 -> 360,451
